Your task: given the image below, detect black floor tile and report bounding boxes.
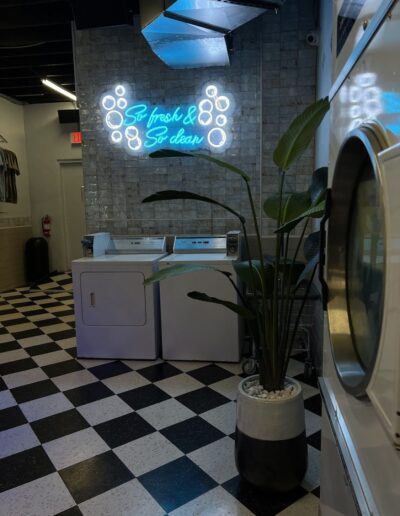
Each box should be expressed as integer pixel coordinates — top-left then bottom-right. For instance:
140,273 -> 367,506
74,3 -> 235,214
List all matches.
31,409 -> 90,443
0,309 -> 19,316
50,329 -> 76,341
304,394 -> 322,416
0,340 -> 20,352
307,431 -> 321,451
0,446 -> 55,493
94,412 -> 155,448
55,310 -> 75,317
0,357 -> 38,376
176,387 -> 230,414
25,342 -> 61,356
55,506 -> 83,516
35,317 -> 60,327
293,371 -> 319,388
161,416 -> 224,454
188,364 -> 233,385
0,406 -> 27,431
138,362 -> 181,382
10,328 -> 44,339
64,382 -> 113,407
59,451 -> 134,504
1,317 -> 29,326
23,309 -> 48,317
66,347 -> 77,358
312,486 -> 320,498
0,377 -> 7,391
119,384 -> 170,411
89,361 -> 132,380
42,359 -> 83,378
11,379 -> 59,404
223,475 -> 308,516
139,456 -> 217,513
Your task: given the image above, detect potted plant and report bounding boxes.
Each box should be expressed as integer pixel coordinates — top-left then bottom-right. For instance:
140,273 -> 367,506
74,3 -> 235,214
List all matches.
142,97 -> 329,492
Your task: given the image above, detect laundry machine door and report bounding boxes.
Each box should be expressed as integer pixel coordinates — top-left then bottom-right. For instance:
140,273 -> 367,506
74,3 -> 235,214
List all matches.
327,122 -> 389,397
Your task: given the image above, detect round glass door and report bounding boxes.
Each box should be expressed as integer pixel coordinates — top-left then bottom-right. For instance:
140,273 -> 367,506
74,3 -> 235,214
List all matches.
327,124 -> 387,397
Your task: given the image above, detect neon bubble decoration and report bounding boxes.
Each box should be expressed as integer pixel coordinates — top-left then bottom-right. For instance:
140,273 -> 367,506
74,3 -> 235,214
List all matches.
100,83 -> 235,155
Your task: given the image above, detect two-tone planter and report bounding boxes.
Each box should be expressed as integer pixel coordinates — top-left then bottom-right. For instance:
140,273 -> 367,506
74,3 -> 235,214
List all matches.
235,376 -> 307,492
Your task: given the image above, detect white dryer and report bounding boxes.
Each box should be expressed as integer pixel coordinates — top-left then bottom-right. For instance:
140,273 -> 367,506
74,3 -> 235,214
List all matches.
72,235 -> 168,359
159,234 -> 242,362
320,1 -> 400,514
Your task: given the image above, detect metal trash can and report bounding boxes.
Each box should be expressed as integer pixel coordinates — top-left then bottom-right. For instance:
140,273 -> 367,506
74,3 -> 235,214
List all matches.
25,237 -> 49,283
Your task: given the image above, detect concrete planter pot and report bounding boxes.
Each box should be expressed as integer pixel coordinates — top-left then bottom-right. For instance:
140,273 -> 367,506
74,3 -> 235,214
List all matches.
235,375 -> 307,492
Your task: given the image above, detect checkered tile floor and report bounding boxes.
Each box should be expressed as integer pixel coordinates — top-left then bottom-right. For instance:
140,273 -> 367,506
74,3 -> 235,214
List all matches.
0,274 -> 321,516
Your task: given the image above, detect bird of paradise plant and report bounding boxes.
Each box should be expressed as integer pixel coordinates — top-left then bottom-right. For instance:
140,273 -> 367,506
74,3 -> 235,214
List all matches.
143,98 -> 329,392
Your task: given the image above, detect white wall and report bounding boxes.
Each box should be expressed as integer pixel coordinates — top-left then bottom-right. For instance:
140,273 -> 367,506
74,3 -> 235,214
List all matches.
24,102 -> 82,272
0,95 -> 31,221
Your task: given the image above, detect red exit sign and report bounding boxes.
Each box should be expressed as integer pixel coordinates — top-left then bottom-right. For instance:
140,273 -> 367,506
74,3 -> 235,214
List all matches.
70,131 -> 82,144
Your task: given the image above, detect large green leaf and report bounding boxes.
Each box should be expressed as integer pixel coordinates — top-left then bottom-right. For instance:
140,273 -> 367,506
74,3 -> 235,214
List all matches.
187,291 -> 255,319
144,264 -> 231,286
142,190 -> 245,224
309,167 -> 328,204
273,97 -> 330,171
149,149 -> 250,181
275,200 -> 326,234
263,191 -> 311,223
233,260 -> 275,292
295,254 -> 319,288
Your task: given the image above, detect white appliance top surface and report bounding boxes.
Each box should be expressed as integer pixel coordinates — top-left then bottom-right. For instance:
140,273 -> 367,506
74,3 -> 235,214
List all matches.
74,253 -> 168,263
106,236 -> 166,254
161,253 -> 235,263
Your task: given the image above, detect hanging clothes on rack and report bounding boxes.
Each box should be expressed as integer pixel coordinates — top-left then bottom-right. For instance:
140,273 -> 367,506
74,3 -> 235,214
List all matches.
0,147 -> 20,203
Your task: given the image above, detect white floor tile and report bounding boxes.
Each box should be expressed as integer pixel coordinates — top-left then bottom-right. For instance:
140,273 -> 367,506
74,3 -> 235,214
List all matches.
0,424 -> 40,458
287,359 -> 306,378
3,367 -> 48,389
137,398 -> 195,430
44,427 -> 109,470
200,401 -> 237,435
121,358 -> 163,370
298,380 -> 320,400
0,390 -> 16,410
301,445 -> 320,492
209,376 -> 240,401
114,432 -> 183,477
218,362 -> 244,375
0,312 -> 22,322
20,392 -> 74,422
168,360 -> 210,372
60,315 -> 75,323
102,370 -> 149,394
188,436 -> 237,483
41,323 -> 72,335
0,348 -> 29,364
169,486 -> 254,516
33,350 -> 72,367
6,322 -> 36,333
57,337 -> 77,349
276,493 -> 319,516
77,358 -> 113,368
155,373 -> 203,397
77,395 -> 132,426
18,335 -> 53,348
79,478 -> 164,516
0,334 -> 15,344
0,473 -> 75,516
51,369 -> 98,391
26,313 -> 56,322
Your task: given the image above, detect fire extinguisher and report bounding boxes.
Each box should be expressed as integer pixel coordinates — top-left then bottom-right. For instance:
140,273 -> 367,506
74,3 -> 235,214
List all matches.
42,215 -> 51,238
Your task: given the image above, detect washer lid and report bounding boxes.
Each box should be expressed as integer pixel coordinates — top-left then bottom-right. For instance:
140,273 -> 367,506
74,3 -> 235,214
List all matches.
327,122 -> 389,397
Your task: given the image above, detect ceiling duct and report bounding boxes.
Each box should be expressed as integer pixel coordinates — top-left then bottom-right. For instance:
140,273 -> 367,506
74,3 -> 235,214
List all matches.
139,0 -> 285,68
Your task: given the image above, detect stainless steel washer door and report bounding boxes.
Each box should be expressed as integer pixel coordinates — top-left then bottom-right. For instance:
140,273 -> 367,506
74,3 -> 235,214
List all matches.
327,123 -> 388,397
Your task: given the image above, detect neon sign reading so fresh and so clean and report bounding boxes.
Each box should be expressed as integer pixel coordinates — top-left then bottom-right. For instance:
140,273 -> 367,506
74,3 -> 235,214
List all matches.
100,83 -> 234,155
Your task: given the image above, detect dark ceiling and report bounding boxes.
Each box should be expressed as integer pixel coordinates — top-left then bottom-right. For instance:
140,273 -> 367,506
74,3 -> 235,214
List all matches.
0,0 -> 140,104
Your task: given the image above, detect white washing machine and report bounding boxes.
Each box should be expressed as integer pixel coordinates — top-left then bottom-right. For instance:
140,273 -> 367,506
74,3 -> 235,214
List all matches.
320,1 -> 400,514
72,234 -> 168,359
159,234 -> 242,362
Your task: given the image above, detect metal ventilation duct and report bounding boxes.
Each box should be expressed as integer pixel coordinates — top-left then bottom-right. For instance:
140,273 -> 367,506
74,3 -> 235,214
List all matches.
140,0 -> 285,69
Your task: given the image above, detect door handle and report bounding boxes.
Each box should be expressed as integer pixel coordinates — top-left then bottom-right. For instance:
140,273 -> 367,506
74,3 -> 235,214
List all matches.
90,292 -> 95,307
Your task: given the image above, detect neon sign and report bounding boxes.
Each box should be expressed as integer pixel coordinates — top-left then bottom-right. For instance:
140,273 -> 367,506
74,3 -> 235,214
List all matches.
100,83 -> 234,155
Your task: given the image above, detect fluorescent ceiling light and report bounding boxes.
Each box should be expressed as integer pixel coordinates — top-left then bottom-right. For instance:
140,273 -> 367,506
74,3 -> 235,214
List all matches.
41,79 -> 77,101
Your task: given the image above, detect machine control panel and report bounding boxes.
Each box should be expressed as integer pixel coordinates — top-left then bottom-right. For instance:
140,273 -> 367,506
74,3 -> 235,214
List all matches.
107,236 -> 166,254
174,236 -> 227,253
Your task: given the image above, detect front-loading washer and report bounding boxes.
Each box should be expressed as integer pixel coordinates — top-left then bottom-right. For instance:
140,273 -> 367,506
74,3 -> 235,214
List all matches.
72,235 -> 168,359
320,2 -> 400,514
158,234 -> 242,362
